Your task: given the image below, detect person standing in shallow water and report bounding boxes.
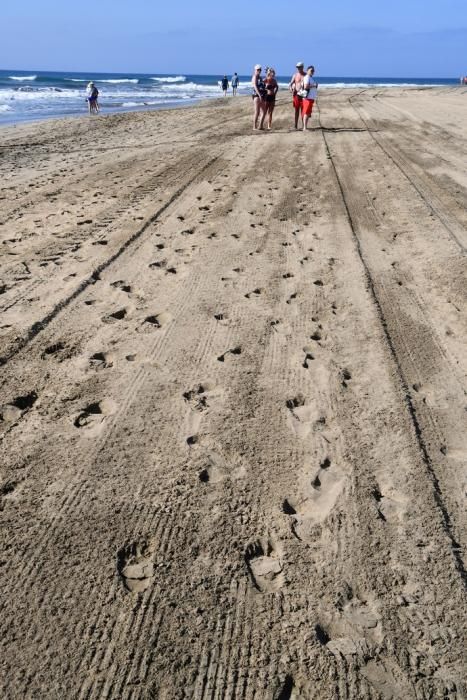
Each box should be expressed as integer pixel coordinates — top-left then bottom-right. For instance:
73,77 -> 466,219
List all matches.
288,61 -> 306,129
86,81 -> 99,114
231,72 -> 239,96
221,75 -> 229,96
251,64 -> 266,130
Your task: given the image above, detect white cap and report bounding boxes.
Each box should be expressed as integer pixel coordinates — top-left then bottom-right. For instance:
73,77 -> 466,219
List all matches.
254,64 -> 262,70
296,61 -> 304,67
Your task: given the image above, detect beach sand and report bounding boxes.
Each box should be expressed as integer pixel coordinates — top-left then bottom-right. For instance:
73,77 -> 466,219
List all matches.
0,87 -> 466,698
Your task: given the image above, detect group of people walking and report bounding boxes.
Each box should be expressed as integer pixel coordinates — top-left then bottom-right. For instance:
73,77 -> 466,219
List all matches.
85,64 -> 317,125
220,74 -> 240,96
251,61 -> 318,131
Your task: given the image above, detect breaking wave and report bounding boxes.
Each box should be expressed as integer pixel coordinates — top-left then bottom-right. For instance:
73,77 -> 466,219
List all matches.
99,78 -> 139,84
9,75 -> 38,81
151,76 -> 186,83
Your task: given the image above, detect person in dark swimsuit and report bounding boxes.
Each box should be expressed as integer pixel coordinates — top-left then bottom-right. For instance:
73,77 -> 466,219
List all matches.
251,64 -> 267,130
86,82 -> 99,114
263,68 -> 278,130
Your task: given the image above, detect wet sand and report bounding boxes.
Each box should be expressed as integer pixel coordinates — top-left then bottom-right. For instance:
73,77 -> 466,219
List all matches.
1,87 -> 466,699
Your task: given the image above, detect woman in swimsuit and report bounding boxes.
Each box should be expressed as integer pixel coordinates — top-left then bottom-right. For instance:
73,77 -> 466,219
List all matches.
251,64 -> 266,130
86,82 -> 99,115
263,68 -> 278,130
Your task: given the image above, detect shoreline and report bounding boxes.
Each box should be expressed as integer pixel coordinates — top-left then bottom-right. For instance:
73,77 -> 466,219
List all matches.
1,87 -> 466,697
0,95 -> 204,128
2,83 -> 465,129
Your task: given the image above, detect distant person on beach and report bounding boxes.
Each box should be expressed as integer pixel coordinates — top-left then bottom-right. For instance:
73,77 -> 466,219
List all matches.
251,64 -> 267,130
264,68 -> 279,130
221,76 -> 229,96
86,81 -> 99,114
231,73 -> 239,96
302,65 -> 318,131
288,62 -> 306,129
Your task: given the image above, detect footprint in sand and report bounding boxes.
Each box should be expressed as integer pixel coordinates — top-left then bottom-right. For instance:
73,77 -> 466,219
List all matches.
89,352 -> 114,370
245,539 -> 284,593
0,392 -> 37,425
74,399 -> 117,435
302,346 -> 315,368
102,308 -> 128,324
149,259 -> 167,269
183,381 -> 222,441
316,594 -> 382,659
183,382 -> 217,412
309,327 -> 324,343
110,280 -> 132,293
217,346 -> 241,362
198,452 -> 246,484
245,288 -> 263,299
270,319 -> 289,335
117,539 -> 155,593
273,675 -> 301,700
139,311 -> 172,332
41,342 -> 69,360
372,483 -> 407,524
341,368 -> 352,388
286,395 -> 321,440
284,457 -> 347,538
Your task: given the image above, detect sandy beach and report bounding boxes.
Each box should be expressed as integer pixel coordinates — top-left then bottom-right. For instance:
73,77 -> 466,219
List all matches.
0,87 -> 466,698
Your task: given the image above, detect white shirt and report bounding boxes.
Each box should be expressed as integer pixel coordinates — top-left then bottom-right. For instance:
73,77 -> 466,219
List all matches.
303,74 -> 318,100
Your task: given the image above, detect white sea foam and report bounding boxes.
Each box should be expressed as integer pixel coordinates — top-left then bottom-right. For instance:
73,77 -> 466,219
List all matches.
158,81 -> 219,92
9,75 -> 37,81
151,76 -> 186,83
98,78 -> 139,84
68,78 -> 88,82
0,104 -> 12,112
1,88 -> 79,101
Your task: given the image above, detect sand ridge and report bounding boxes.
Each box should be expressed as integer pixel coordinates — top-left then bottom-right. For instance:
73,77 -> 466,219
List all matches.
0,88 -> 466,699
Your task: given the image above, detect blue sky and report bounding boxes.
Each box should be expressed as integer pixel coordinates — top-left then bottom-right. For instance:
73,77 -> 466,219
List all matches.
2,0 -> 466,76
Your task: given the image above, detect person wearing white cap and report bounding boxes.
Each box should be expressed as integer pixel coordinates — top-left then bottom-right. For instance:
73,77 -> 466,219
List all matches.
302,65 -> 318,131
251,64 -> 267,130
86,81 -> 99,115
288,62 -> 306,129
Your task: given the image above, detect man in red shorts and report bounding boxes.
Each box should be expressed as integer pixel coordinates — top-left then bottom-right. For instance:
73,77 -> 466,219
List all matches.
288,61 -> 306,129
302,65 -> 318,131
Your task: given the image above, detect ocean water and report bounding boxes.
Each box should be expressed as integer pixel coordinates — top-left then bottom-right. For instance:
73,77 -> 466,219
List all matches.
0,70 -> 459,125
